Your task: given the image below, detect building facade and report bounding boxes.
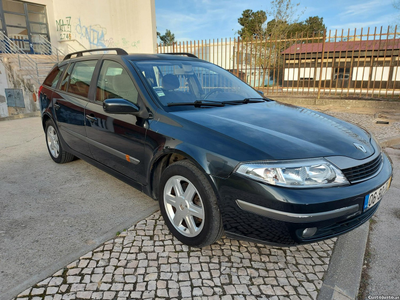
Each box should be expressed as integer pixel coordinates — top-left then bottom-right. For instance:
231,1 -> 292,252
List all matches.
0,0 -> 157,118
281,39 -> 400,93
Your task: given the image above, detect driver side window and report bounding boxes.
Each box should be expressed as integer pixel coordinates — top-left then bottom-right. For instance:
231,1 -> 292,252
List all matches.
96,60 -> 138,104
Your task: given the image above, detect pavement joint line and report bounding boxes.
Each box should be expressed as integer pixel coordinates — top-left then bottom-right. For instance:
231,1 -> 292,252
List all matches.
319,284 -> 354,300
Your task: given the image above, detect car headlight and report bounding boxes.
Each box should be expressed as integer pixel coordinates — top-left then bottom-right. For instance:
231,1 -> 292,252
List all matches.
235,158 -> 349,188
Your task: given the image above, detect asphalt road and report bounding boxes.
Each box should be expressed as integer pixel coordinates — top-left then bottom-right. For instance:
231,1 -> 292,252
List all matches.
366,146 -> 400,298
0,117 -> 158,300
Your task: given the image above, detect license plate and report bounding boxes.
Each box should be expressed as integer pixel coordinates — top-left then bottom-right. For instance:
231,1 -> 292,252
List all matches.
363,177 -> 392,211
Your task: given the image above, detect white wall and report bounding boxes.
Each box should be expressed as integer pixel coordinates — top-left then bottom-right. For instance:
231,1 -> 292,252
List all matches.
44,0 -> 156,54
0,63 -> 8,117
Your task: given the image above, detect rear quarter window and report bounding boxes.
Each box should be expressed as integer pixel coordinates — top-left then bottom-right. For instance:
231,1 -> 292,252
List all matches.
43,65 -> 65,88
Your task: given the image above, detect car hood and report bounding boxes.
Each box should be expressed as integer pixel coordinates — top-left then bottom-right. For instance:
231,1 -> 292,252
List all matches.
170,101 -> 374,160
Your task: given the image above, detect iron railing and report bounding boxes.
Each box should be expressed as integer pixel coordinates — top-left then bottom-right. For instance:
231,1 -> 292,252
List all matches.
37,36 -> 81,62
0,32 -> 84,85
0,31 -> 41,84
158,26 -> 400,99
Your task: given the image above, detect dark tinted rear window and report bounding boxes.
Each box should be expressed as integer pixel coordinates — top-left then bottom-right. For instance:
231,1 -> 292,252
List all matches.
43,65 -> 65,88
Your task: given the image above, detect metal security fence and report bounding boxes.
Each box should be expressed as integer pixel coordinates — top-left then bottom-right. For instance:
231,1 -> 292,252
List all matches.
157,26 -> 400,99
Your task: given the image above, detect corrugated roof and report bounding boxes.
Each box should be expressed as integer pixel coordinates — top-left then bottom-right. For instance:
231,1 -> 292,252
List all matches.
282,39 -> 400,54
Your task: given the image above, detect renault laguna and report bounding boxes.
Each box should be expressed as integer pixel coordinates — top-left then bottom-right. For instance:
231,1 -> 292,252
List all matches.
39,49 -> 393,247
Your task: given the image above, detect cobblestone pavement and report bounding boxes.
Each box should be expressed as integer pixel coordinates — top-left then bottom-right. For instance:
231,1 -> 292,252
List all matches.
13,212 -> 336,300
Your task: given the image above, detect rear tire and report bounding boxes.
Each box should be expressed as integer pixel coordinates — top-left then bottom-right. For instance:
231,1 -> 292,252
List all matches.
45,119 -> 75,164
158,160 -> 223,248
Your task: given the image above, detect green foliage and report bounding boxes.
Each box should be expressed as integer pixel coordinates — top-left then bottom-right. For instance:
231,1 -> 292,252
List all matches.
158,29 -> 176,46
301,16 -> 326,37
238,9 -> 268,40
266,16 -> 325,39
238,1 -> 326,40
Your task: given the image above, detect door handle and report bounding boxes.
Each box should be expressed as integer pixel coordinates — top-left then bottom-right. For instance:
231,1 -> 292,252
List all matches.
54,103 -> 60,110
85,114 -> 98,123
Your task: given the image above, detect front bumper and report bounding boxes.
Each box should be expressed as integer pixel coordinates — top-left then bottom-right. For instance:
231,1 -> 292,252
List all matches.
213,152 -> 393,246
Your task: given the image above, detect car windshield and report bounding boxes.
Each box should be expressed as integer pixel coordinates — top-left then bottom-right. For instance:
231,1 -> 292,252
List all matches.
132,59 -> 263,108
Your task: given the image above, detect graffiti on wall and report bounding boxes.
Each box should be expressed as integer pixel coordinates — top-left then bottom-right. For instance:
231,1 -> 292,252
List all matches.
75,18 -> 107,48
56,17 -> 141,50
105,38 -> 141,49
56,17 -> 72,41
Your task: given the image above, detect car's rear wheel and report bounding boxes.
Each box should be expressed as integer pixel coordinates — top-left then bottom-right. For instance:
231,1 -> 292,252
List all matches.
158,160 -> 223,247
45,119 -> 75,164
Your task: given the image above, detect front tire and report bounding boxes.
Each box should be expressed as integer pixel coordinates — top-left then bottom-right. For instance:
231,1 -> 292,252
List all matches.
45,119 -> 75,164
158,160 -> 223,247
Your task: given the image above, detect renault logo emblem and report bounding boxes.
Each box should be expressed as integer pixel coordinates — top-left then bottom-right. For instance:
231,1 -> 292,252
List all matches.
354,143 -> 367,153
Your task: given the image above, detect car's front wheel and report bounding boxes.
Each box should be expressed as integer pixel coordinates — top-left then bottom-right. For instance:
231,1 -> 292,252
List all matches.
45,119 -> 75,164
158,160 -> 223,247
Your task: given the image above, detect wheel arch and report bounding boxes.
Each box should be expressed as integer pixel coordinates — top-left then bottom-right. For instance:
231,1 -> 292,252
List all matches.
42,112 -> 53,130
148,148 -> 219,201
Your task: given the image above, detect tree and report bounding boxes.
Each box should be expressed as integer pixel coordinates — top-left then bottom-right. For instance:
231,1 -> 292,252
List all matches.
265,0 -> 302,39
301,16 -> 325,37
238,9 -> 267,40
158,29 -> 175,46
266,16 -> 325,38
237,2 -> 326,88
391,0 -> 400,32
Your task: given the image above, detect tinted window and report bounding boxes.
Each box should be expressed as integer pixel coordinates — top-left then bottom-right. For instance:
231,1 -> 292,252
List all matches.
43,65 -> 65,88
60,63 -> 74,92
133,60 -> 262,107
96,60 -> 138,104
66,60 -> 97,98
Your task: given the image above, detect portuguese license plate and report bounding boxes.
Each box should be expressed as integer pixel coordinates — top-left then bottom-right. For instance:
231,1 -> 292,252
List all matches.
364,177 -> 392,211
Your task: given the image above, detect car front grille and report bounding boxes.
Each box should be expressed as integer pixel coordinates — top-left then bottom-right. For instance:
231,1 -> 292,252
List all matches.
342,154 -> 383,183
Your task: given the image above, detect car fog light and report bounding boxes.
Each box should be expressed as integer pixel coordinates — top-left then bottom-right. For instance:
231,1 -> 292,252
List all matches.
302,227 -> 317,238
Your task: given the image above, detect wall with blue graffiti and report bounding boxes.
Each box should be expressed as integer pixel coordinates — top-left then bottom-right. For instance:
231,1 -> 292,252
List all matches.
51,0 -> 156,53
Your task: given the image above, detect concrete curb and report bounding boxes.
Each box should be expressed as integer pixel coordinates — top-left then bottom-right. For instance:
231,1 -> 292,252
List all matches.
318,222 -> 369,300
0,111 -> 40,121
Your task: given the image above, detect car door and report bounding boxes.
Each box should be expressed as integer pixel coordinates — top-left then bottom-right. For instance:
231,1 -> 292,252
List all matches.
85,59 -> 147,184
53,60 -> 98,157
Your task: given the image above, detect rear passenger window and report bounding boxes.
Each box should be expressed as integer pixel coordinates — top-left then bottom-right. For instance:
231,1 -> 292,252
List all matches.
96,60 -> 138,104
43,65 -> 65,88
60,63 -> 74,91
67,60 -> 97,98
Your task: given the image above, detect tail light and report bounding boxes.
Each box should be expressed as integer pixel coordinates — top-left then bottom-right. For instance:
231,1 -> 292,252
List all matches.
38,85 -> 43,100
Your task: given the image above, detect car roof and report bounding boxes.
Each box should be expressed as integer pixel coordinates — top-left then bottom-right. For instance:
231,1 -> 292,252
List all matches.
61,48 -> 201,63
127,53 -> 200,62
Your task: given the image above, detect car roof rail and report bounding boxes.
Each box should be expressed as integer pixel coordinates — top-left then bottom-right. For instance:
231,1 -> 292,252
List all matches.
165,52 -> 198,58
63,48 -> 128,60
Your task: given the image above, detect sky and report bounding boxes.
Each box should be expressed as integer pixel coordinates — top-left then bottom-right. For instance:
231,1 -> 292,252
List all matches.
155,0 -> 399,42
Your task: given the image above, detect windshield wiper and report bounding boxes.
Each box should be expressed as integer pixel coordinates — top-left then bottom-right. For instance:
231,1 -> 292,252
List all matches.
221,98 -> 267,105
167,100 -> 225,107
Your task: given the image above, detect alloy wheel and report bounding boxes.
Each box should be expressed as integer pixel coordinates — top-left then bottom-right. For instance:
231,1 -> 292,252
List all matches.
46,125 -> 60,158
163,175 -> 205,237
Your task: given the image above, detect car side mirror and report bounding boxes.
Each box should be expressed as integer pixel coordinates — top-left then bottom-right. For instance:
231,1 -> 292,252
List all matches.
103,98 -> 140,114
